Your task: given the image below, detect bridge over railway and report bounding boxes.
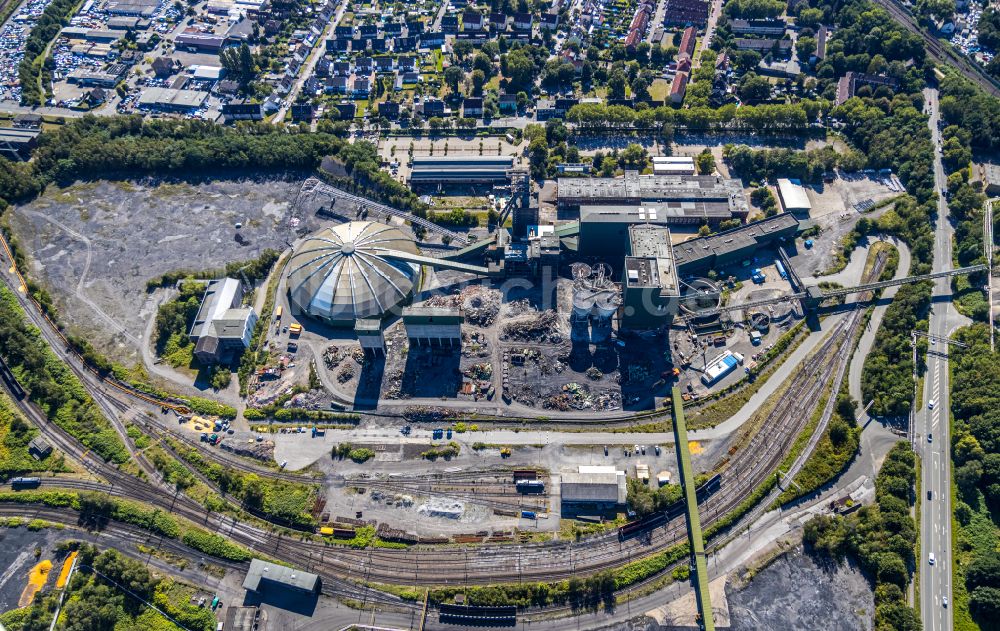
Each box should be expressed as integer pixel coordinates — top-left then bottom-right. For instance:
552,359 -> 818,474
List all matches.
672,386 -> 715,631
298,177 -> 470,245
688,263 -> 988,319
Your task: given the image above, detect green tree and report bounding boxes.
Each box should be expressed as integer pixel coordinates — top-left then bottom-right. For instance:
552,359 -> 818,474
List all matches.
219,43 -> 257,88
444,66 -> 465,94
471,69 -> 486,94
695,149 -> 715,175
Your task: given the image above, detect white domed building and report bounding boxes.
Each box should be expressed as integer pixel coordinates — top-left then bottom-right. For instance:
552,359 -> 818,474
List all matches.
286,221 -> 422,326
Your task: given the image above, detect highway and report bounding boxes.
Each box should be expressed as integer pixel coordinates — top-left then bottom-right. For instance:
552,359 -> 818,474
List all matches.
918,86 -> 967,631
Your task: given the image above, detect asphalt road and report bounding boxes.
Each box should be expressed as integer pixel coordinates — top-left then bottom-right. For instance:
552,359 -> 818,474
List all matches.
918,86 -> 969,631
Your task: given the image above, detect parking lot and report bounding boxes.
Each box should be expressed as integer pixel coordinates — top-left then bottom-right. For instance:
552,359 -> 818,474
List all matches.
0,0 -> 54,102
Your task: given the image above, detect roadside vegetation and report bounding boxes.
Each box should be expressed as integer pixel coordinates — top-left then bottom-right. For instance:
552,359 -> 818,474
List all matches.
626,478 -> 683,518
949,324 -> 1000,628
803,442 -> 919,630
0,490 -> 254,561
775,386 -> 861,506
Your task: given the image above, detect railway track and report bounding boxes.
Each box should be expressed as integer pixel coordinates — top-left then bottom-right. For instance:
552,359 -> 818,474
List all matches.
0,504 -> 414,610
873,0 -> 1000,97
2,297 -> 880,591
1,233 -> 895,604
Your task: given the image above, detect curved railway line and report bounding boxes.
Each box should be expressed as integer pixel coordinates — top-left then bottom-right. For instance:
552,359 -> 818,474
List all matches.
1,231 -> 888,610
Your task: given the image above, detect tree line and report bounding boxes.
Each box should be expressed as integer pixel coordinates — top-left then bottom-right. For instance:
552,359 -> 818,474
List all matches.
17,0 -> 79,106
0,285 -> 129,464
565,101 -> 822,132
950,324 -> 1000,624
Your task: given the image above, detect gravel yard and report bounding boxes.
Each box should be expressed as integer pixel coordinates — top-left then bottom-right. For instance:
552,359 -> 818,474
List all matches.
10,176 -> 317,363
728,546 -> 873,631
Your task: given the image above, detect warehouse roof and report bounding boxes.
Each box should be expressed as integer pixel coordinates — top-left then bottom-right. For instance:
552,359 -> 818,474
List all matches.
672,212 -> 800,269
776,178 -> 811,211
409,156 -> 514,183
0,128 -> 40,144
559,172 -> 746,205
138,87 -> 208,109
243,559 -> 319,593
561,472 -> 627,504
580,201 -> 734,223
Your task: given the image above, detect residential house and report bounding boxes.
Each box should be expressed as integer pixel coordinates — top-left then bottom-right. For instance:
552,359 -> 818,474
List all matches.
331,102 -> 356,119
834,71 -> 900,105
379,100 -> 400,119
463,96 -> 483,117
670,71 -> 688,104
498,93 -> 518,114
151,56 -> 179,78
441,15 -> 459,32
663,0 -> 709,26
678,25 -> 696,61
513,12 -> 532,31
490,12 -> 507,31
536,99 -> 556,120
223,99 -> 263,121
420,32 -> 445,47
395,35 -> 418,51
733,38 -> 792,53
351,74 -> 374,98
815,26 -> 828,60
291,103 -> 316,121
316,57 -> 332,77
729,18 -> 786,36
419,98 -> 446,116
541,11 -> 558,30
327,75 -> 350,94
397,56 -> 417,72
463,9 -> 485,31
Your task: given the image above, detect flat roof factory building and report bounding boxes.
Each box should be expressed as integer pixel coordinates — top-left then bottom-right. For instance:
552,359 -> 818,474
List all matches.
622,225 -> 681,330
561,466 -> 627,507
558,171 -> 749,231
409,156 -> 514,186
672,212 -> 800,273
776,178 -> 811,216
652,156 -> 695,176
243,559 -> 320,596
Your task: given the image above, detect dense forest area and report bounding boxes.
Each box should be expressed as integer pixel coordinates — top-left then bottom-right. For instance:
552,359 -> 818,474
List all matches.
803,443 -> 920,631
0,116 -> 425,218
